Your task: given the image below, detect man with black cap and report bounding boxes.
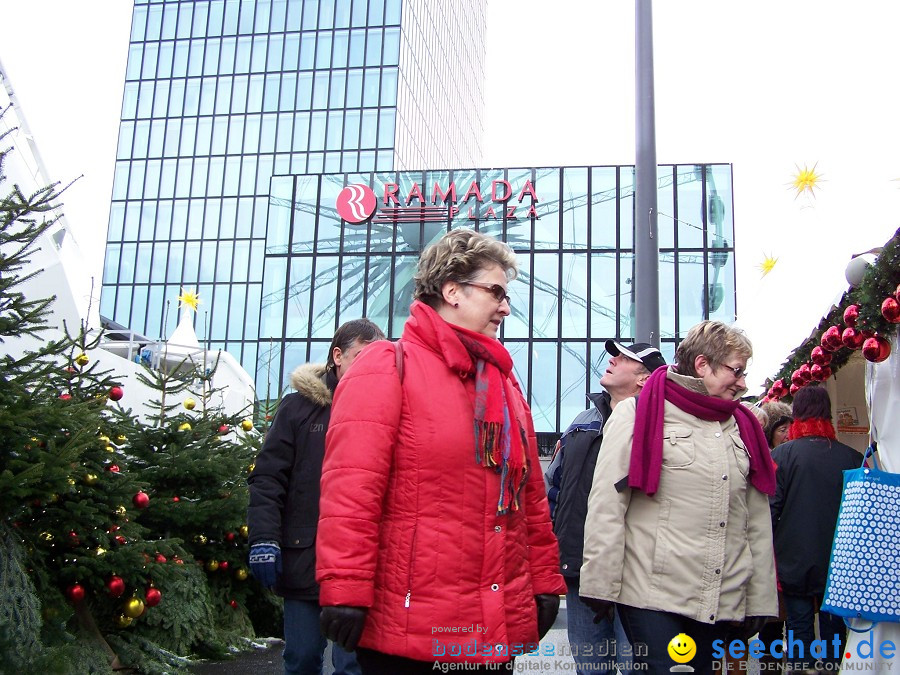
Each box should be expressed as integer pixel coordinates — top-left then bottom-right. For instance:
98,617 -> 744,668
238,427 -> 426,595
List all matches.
545,340 -> 666,674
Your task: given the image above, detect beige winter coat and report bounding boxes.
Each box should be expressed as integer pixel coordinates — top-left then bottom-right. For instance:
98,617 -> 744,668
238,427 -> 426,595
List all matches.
579,370 -> 778,624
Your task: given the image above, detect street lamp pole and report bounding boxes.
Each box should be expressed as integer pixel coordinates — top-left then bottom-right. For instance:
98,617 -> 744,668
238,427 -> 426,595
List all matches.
634,0 -> 660,347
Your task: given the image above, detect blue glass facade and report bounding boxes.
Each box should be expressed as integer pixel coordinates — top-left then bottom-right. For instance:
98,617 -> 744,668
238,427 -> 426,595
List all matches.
260,164 -> 736,432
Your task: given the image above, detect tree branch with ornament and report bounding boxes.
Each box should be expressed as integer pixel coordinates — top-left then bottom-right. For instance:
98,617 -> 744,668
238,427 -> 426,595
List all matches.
760,226 -> 900,403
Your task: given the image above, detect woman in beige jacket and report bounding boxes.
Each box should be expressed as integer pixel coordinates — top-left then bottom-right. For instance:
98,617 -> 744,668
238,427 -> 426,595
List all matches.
579,321 -> 778,673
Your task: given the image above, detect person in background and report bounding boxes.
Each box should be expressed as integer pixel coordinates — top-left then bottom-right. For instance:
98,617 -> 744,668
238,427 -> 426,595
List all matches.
770,385 -> 860,672
317,229 -> 566,674
247,319 -> 385,675
758,399 -> 793,672
762,400 -> 793,450
579,321 -> 778,673
546,340 -> 666,674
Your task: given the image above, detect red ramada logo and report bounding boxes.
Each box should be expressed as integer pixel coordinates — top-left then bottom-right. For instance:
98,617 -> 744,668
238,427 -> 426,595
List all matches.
336,184 -> 377,224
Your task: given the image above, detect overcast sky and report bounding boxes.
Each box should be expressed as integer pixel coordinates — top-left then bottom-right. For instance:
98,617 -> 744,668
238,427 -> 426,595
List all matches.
4,1 -> 900,390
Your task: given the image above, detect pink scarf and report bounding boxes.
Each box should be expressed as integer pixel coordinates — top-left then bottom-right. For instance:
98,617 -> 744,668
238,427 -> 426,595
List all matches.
629,367 -> 776,496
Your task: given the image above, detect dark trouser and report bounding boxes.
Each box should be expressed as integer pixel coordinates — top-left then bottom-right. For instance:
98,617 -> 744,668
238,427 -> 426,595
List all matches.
617,605 -> 732,675
356,648 -> 514,675
782,593 -> 846,671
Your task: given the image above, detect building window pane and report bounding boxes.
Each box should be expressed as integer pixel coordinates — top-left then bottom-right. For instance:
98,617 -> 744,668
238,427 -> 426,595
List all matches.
365,29 -> 382,66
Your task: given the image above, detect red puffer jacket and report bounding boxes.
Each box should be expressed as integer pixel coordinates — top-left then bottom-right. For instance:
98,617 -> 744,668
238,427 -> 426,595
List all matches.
316,305 -> 565,664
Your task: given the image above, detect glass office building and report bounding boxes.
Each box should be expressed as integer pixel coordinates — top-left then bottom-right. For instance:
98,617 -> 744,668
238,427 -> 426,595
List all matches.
100,0 -> 486,374
257,163 -> 736,434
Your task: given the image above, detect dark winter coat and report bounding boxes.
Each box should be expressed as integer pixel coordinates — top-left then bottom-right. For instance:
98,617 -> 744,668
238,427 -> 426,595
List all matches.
770,434 -> 862,596
544,391 -> 612,577
316,310 -> 566,664
247,364 -> 336,601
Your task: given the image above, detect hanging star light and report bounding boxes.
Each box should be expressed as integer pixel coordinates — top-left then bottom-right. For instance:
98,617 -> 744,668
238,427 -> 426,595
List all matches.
177,288 -> 201,312
790,163 -> 823,199
758,253 -> 779,278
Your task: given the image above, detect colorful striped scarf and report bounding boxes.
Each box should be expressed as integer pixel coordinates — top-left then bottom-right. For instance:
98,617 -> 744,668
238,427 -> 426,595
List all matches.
452,326 -> 529,515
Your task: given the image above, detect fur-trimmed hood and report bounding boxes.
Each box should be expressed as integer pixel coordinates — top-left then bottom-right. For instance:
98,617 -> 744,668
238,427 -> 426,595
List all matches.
290,363 -> 332,407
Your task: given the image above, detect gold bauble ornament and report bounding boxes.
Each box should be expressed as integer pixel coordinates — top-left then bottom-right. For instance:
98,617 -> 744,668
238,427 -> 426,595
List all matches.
234,567 -> 249,581
123,597 -> 144,618
206,559 -> 219,572
194,534 -> 208,545
178,422 -> 192,431
238,525 -> 249,539
39,531 -> 54,542
183,398 -> 196,410
115,613 -> 134,628
99,435 -> 111,443
115,505 -> 127,517
84,473 -> 99,485
116,434 -> 127,443
67,478 -> 76,486
96,547 -> 107,556
247,463 -> 255,474
240,419 -> 253,431
105,445 -> 116,453
75,353 -> 89,366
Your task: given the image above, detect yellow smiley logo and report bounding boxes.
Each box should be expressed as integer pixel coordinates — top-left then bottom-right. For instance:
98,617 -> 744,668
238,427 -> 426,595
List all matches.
667,633 -> 697,664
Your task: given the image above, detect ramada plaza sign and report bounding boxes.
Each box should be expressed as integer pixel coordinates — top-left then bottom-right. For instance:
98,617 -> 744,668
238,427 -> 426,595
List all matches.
335,179 -> 540,225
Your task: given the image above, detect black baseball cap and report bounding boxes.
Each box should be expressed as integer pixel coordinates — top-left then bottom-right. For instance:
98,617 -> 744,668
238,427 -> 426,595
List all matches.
605,340 -> 667,372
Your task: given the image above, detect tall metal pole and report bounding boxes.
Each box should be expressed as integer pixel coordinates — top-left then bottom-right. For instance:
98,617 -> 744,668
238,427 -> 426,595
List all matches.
634,0 -> 659,347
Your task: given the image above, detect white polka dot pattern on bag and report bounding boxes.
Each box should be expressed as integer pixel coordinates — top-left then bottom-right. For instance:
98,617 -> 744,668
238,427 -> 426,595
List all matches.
822,472 -> 900,621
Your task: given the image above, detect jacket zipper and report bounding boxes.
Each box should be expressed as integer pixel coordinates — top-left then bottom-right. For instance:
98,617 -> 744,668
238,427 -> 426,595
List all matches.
405,525 -> 418,608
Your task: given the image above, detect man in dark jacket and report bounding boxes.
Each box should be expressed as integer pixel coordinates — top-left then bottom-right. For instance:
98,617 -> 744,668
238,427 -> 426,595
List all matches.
247,319 -> 384,675
770,384 -> 861,672
546,340 -> 665,674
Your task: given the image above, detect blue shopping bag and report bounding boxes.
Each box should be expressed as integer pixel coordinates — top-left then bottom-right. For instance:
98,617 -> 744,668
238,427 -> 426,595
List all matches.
821,446 -> 900,630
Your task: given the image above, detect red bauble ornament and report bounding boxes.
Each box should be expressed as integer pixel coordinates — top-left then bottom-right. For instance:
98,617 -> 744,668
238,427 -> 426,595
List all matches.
841,327 -> 865,350
225,532 -> 235,542
791,369 -> 804,387
106,575 -> 126,598
820,366 -> 833,380
115,535 -> 127,545
109,386 -> 124,401
219,561 -> 230,572
881,297 -> 900,323
155,553 -> 167,563
66,583 -> 86,603
843,304 -> 860,327
59,393 -> 72,400
810,346 -> 832,366
821,326 -> 842,352
108,464 -> 121,473
132,491 -> 150,509
172,496 -> 180,502
798,363 -> 812,383
772,378 -> 787,398
862,336 -> 892,363
145,587 -> 162,607
218,424 -> 230,434
810,363 -> 825,381
229,599 -> 238,609
67,531 -> 80,547
789,383 -> 801,396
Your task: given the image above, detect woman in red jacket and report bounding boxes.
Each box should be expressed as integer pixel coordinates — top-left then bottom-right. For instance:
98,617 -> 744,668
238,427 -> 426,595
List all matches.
317,229 -> 566,674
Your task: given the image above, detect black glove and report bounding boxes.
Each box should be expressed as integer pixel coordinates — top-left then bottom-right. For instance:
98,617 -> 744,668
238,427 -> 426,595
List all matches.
535,594 -> 560,639
320,605 -> 367,651
727,616 -> 769,642
579,596 -> 614,624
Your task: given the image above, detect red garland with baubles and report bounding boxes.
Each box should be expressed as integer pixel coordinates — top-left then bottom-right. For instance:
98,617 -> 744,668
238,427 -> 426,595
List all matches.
761,227 -> 900,403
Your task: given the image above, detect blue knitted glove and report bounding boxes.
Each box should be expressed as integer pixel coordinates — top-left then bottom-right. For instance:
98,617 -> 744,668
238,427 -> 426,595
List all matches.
248,542 -> 281,588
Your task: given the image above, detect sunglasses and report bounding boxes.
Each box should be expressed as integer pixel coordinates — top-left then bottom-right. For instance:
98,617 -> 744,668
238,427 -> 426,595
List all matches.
722,364 -> 748,379
463,281 -> 511,304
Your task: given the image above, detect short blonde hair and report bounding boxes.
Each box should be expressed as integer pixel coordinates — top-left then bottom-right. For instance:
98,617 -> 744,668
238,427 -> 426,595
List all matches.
674,320 -> 752,378
414,229 -> 518,309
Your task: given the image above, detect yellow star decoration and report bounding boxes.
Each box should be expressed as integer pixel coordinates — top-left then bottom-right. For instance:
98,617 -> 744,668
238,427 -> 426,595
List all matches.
178,289 -> 201,312
758,253 -> 778,278
790,163 -> 823,199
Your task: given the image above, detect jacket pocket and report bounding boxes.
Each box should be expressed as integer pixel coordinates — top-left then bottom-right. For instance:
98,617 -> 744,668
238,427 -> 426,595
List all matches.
661,426 -> 695,468
729,434 -> 751,478
651,498 -> 672,574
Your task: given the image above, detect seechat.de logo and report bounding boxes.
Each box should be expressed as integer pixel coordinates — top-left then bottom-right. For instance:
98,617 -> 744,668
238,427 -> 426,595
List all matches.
335,184 -> 377,224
